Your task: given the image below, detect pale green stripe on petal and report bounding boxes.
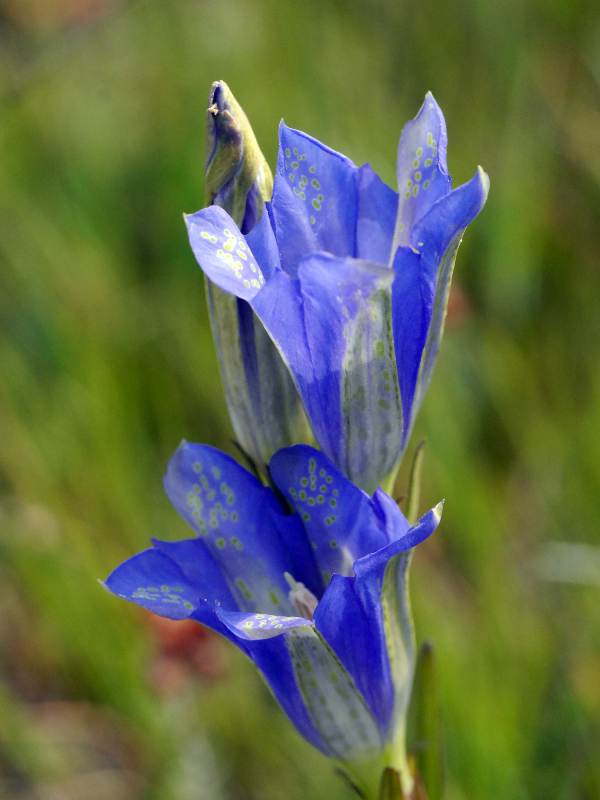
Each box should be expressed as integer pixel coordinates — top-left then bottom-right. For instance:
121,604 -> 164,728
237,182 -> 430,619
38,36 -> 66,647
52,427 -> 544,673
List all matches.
286,627 -> 382,762
381,552 -> 415,754
207,280 -> 311,471
251,299 -> 313,458
206,281 -> 260,460
412,167 -> 490,421
342,283 -> 403,494
412,230 -> 462,415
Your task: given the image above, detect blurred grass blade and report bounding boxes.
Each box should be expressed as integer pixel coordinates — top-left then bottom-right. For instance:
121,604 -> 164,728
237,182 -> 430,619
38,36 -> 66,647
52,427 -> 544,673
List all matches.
407,641 -> 444,800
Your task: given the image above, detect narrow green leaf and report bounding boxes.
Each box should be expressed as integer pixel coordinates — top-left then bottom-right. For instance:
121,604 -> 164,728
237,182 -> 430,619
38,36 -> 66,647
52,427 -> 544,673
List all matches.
407,641 -> 444,800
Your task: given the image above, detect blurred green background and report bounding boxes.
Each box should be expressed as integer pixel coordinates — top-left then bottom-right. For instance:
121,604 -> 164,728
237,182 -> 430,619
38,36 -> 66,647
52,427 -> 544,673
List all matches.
1,0 -> 599,798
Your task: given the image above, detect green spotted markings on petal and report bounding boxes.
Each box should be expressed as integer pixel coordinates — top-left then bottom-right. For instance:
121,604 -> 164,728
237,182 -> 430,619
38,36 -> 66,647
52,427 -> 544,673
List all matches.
131,584 -> 194,610
341,285 -> 403,493
286,628 -> 382,761
284,149 -> 325,226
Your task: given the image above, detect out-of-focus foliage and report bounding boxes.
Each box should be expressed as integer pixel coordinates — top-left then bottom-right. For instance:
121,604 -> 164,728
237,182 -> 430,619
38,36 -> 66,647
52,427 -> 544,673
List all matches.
0,1 -> 599,798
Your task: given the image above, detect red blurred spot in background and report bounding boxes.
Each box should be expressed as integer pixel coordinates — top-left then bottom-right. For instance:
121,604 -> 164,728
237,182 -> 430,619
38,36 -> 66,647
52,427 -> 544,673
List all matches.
1,0 -> 123,33
145,615 -> 227,697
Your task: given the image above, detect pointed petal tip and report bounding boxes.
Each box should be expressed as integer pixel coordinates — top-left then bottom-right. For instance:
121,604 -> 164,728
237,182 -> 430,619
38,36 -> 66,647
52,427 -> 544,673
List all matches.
183,211 -> 204,231
433,499 -> 445,522
459,166 -> 489,213
477,165 -> 491,197
183,209 -> 206,231
417,89 -> 444,120
167,438 -> 189,465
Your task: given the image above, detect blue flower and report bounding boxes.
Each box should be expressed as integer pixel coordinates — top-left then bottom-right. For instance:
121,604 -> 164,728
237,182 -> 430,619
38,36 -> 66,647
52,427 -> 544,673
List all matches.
104,441 -> 442,794
186,93 -> 489,493
203,80 -> 311,473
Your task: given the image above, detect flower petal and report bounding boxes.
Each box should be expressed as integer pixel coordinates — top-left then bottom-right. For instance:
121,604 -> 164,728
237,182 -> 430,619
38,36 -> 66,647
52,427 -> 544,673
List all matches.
237,633 -> 328,754
269,445 -> 388,582
371,487 -> 411,542
163,442 -> 297,614
392,92 -> 451,251
104,548 -> 199,620
253,254 -> 404,492
412,166 -> 490,261
284,627 -> 383,760
151,537 -> 236,607
356,164 -> 398,264
411,167 -> 490,413
185,205 -> 265,300
313,505 -> 441,738
347,504 -> 443,737
314,574 -> 393,736
354,503 -> 443,578
269,507 -> 324,599
271,123 -> 358,272
104,543 -> 246,643
244,204 -> 280,279
390,246 -> 433,447
217,609 -> 312,640
207,284 -> 310,469
252,626 -> 383,760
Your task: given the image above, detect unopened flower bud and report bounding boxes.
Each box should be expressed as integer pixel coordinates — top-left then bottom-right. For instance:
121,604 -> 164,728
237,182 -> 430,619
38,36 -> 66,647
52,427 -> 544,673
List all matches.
205,80 -> 273,234
200,81 -> 311,472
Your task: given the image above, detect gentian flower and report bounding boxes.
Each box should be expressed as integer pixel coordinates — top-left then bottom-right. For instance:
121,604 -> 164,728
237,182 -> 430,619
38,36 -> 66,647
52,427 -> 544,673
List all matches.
105,441 -> 442,797
203,80 -> 311,472
187,93 -> 489,493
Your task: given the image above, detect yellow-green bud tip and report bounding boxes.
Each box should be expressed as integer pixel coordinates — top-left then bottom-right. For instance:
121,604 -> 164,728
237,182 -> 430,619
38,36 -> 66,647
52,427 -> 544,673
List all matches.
204,80 -> 273,232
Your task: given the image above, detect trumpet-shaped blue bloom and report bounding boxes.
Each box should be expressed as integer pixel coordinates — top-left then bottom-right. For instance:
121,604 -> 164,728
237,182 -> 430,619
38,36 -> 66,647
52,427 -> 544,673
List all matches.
105,441 -> 442,785
186,93 -> 489,492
